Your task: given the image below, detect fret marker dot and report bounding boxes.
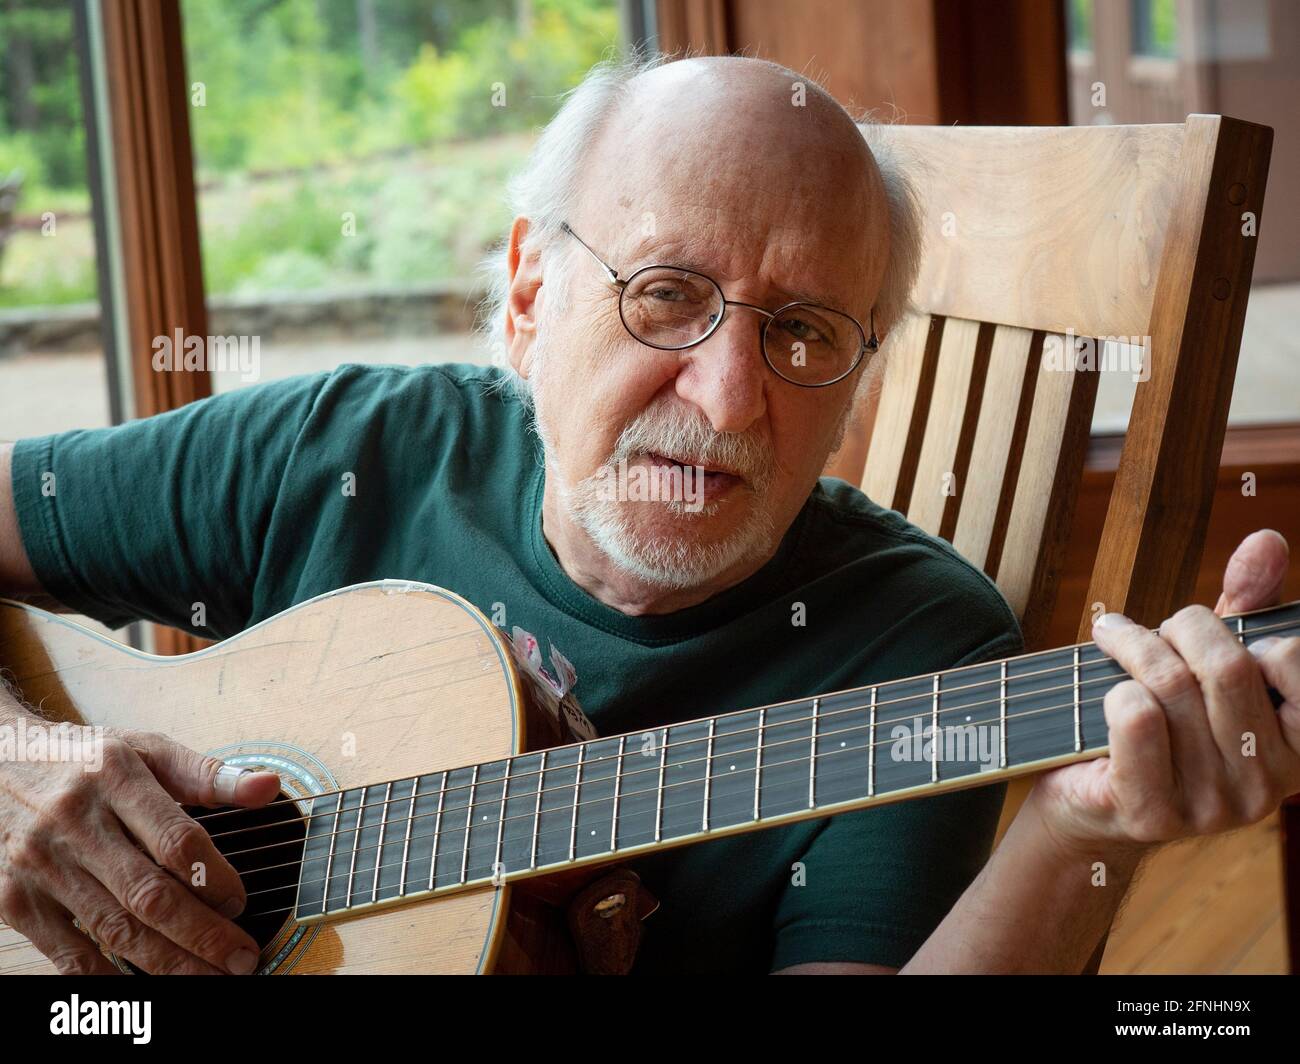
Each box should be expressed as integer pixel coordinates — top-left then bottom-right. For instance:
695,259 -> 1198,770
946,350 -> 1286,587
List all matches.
840,741 -> 846,748
966,715 -> 972,722
729,764 -> 736,771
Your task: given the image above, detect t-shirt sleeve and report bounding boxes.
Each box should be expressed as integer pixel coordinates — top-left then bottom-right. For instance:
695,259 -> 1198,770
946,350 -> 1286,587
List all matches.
11,373 -> 329,637
769,624 -> 1023,972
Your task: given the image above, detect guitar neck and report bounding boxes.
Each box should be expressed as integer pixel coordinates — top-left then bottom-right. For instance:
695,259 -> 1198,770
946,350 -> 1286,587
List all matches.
292,600 -> 1300,921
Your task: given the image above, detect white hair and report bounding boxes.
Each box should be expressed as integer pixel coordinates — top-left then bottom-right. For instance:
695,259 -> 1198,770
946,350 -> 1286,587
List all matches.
474,50 -> 924,396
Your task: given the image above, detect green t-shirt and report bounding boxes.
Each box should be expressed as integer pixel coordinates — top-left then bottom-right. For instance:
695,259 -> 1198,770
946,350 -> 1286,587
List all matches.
12,362 -> 1022,973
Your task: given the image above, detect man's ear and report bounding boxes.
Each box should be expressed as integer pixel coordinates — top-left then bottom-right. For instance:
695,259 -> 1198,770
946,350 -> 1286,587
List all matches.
505,216 -> 545,381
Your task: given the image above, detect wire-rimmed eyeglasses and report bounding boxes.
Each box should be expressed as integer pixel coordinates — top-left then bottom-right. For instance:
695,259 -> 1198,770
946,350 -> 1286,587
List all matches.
560,222 -> 878,388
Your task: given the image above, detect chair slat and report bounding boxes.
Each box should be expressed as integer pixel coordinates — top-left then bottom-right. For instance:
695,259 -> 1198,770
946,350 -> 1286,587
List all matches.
860,312 -> 939,513
950,326 -> 1039,572
906,317 -> 984,538
992,334 -> 1101,645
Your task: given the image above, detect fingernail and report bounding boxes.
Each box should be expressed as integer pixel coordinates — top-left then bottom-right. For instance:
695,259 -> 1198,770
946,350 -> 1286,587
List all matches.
1248,636 -> 1281,657
226,948 -> 258,975
1095,613 -> 1129,630
219,897 -> 244,919
213,765 -> 251,805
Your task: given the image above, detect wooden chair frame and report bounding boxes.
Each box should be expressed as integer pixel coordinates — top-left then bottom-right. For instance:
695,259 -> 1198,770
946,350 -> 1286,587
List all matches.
834,114 -> 1273,970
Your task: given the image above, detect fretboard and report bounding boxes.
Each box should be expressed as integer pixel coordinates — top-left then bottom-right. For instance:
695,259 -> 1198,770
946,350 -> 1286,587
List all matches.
292,600 -> 1300,921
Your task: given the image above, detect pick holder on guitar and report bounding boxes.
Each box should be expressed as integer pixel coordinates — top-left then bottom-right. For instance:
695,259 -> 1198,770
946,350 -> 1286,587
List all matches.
566,868 -> 659,975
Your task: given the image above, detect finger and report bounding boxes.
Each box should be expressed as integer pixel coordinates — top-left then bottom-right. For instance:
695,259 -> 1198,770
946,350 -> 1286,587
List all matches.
103,740 -> 249,916
58,870 -> 226,975
123,730 -> 280,808
1215,529 -> 1289,615
0,881 -> 118,975
1093,613 -> 1222,786
1101,680 -> 1182,842
77,824 -> 260,975
1251,637 -> 1300,789
1161,605 -> 1288,818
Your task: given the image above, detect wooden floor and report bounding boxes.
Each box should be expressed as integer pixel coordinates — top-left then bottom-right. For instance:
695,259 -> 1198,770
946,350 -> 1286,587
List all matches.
1100,811 -> 1287,974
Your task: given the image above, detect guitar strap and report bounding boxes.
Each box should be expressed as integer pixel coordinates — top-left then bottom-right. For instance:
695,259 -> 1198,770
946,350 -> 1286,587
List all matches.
565,867 -> 659,975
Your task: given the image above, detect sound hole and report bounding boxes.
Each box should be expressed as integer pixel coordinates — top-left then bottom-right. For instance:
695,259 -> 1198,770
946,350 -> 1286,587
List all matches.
119,793 -> 307,973
191,792 -> 308,949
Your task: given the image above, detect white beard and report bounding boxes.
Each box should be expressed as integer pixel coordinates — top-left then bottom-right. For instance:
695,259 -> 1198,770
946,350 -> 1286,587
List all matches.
533,384 -> 779,591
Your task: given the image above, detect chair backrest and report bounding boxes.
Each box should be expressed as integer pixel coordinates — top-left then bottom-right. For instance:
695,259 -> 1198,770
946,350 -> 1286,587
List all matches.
838,115 -> 1272,650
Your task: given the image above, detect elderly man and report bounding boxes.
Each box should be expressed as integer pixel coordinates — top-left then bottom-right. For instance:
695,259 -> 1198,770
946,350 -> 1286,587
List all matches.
0,54 -> 1297,976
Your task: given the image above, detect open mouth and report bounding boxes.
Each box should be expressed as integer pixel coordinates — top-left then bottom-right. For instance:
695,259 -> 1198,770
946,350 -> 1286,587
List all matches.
644,452 -> 744,501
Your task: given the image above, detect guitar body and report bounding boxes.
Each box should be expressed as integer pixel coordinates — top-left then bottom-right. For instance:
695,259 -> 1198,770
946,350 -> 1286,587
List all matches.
0,582 -> 579,975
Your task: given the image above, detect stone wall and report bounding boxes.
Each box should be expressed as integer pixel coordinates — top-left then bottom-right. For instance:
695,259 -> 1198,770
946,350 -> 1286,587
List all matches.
0,281 -> 486,359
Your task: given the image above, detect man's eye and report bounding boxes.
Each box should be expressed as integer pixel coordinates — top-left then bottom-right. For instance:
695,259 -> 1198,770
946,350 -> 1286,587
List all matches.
646,284 -> 690,302
781,317 -> 826,343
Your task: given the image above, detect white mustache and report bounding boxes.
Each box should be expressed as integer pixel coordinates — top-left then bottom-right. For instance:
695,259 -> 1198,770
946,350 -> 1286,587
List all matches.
607,401 -> 774,491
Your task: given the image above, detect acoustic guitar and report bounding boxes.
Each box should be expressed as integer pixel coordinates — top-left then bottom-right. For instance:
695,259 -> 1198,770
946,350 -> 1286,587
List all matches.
0,582 -> 1295,974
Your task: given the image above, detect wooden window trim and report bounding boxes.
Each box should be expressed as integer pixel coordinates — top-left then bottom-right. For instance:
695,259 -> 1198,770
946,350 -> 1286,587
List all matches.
100,0 -> 211,655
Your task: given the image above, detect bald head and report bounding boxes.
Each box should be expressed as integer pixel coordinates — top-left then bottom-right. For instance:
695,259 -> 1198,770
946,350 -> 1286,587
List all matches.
570,56 -> 889,320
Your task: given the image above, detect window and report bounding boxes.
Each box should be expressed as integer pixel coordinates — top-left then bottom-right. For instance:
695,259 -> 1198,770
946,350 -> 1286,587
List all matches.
0,0 -> 113,437
179,0 -> 624,394
1130,0 -> 1177,58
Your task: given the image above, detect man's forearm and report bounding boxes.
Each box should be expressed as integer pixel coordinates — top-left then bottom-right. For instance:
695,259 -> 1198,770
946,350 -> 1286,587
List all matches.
902,790 -> 1148,973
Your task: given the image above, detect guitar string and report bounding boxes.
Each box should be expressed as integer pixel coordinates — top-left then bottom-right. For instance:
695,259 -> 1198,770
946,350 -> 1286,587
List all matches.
233,689 -> 1115,922
201,613 -> 1298,854
189,612 -> 1299,840
212,671 -> 1125,868
227,662 -> 1289,914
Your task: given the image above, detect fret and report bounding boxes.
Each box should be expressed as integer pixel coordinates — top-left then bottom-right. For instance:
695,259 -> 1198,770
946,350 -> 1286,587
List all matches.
654,727 -> 667,842
870,674 -> 935,796
606,730 -> 660,852
343,785 -> 364,908
350,783 -> 390,907
1004,648 -> 1082,769
709,710 -> 763,831
1237,614 -> 1245,644
568,744 -> 584,861
294,789 -> 342,919
396,776 -> 417,899
372,781 -> 391,904
754,699 -> 815,820
999,660 -> 1007,769
574,738 -> 620,858
534,743 -> 580,868
753,708 -> 765,820
1078,643 -> 1120,753
930,674 -> 940,784
611,736 -> 626,851
492,758 -> 510,884
530,751 -> 546,870
396,772 -> 438,898
428,764 -> 454,889
867,686 -> 877,797
808,697 -> 819,809
321,790 -> 345,911
425,771 -> 448,892
1072,646 -> 1082,752
460,764 -> 479,884
702,718 -> 716,832
659,719 -> 711,841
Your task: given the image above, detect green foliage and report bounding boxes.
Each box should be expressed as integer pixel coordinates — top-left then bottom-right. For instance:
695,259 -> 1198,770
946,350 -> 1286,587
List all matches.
1,0 -> 620,306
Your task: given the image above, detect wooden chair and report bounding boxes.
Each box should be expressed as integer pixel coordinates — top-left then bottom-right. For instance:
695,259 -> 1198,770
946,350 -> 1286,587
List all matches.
825,114 -> 1275,971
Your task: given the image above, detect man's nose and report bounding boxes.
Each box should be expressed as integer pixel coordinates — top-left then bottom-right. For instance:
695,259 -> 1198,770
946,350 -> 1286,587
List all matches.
673,310 -> 767,433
